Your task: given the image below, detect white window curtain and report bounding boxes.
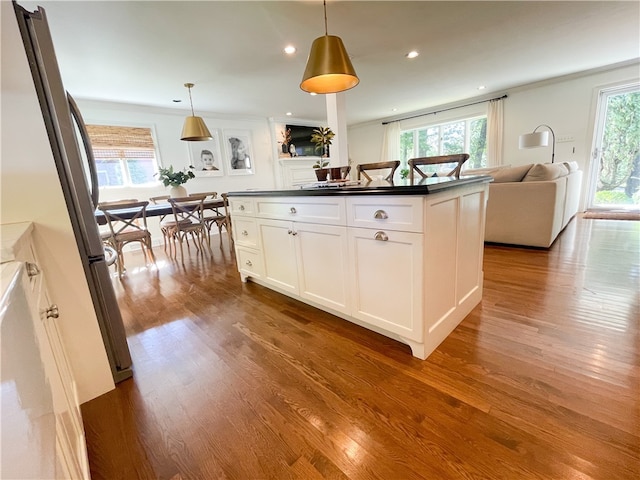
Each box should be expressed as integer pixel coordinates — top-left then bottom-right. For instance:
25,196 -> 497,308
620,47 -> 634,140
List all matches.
380,121 -> 401,162
486,98 -> 504,166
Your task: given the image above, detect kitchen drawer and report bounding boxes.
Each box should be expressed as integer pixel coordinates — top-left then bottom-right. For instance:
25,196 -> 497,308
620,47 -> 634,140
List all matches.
233,218 -> 259,248
255,196 -> 346,225
236,247 -> 264,278
228,198 -> 255,217
347,196 -> 424,232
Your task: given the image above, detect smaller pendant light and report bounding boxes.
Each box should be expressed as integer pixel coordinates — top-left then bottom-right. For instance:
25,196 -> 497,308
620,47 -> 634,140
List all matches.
300,0 -> 359,94
180,83 -> 213,141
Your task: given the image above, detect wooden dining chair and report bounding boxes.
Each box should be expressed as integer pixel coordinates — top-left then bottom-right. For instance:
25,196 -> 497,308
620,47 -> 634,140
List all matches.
221,193 -> 234,248
150,195 -> 193,253
408,154 -> 470,183
97,200 -> 155,276
167,195 -> 210,261
356,161 -> 401,182
191,192 -> 230,249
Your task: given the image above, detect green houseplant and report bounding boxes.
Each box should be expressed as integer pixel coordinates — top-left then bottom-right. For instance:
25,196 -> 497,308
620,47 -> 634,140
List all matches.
156,165 -> 195,197
311,127 -> 334,180
310,126 -> 335,158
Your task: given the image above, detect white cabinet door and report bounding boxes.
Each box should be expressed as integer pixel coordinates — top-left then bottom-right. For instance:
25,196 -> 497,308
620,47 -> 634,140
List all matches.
348,227 -> 424,342
295,222 -> 350,315
257,218 -> 351,314
258,218 -> 298,294
35,262 -> 89,480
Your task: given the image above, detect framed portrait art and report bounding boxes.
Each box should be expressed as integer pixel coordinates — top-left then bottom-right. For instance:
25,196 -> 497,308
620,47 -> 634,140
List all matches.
223,130 -> 254,175
188,131 -> 224,177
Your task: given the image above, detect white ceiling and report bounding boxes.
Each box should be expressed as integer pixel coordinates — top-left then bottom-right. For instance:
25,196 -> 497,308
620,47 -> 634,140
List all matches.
17,1 -> 640,125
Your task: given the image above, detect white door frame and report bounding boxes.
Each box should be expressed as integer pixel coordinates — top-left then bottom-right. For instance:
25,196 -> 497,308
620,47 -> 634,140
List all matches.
587,82 -> 640,210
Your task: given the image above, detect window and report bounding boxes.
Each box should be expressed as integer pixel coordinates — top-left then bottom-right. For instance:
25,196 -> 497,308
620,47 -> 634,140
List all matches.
400,116 -> 487,171
86,125 -> 159,187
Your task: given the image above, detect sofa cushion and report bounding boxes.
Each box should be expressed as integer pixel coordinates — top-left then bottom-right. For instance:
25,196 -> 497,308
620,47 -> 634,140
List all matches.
522,163 -> 569,182
563,161 -> 579,173
463,165 -> 511,176
490,164 -> 534,183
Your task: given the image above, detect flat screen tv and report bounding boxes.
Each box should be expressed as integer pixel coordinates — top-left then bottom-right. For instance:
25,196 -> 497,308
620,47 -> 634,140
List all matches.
286,124 -> 326,157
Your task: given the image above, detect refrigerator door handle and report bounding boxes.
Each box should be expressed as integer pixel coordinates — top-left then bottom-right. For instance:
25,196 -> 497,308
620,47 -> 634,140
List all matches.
68,93 -> 99,208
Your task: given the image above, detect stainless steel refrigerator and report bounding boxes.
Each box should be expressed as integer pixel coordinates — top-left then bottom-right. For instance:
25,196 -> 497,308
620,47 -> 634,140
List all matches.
14,2 -> 133,382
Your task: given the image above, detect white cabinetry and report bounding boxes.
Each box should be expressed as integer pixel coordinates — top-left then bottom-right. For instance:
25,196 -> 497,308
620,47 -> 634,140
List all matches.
231,195 -> 352,315
346,195 -> 425,344
257,218 -> 351,314
229,181 -> 488,360
0,222 -> 89,479
233,214 -> 264,279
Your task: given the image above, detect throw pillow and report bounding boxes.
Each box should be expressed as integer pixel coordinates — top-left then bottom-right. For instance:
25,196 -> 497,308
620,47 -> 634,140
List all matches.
490,163 -> 534,183
522,163 -> 569,182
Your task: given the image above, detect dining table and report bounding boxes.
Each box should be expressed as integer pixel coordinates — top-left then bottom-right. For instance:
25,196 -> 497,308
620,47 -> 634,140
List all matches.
94,198 -> 226,226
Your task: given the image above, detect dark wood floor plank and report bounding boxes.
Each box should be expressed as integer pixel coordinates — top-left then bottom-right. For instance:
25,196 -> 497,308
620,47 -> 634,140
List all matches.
81,218 -> 640,479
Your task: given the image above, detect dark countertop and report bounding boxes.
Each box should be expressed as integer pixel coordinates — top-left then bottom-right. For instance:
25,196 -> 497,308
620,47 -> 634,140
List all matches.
228,175 -> 492,197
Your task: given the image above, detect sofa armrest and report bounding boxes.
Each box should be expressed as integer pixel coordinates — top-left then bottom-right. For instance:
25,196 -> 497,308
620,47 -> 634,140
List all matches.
485,179 -> 567,248
563,170 -> 583,227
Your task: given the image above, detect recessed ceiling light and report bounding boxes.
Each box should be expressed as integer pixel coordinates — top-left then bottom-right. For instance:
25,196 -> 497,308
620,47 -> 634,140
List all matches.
477,85 -> 486,90
406,51 -> 419,59
284,45 -> 296,55
286,112 -> 293,116
391,108 -> 398,112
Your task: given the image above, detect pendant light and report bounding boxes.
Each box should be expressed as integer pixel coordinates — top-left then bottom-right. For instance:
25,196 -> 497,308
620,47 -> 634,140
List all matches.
180,83 -> 213,141
300,0 -> 359,94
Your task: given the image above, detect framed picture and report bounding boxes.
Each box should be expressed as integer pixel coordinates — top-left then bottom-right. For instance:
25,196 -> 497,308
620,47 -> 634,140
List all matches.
188,130 -> 224,177
223,129 -> 254,175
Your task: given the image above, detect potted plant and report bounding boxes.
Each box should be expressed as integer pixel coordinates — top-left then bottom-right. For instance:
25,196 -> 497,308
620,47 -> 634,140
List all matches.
156,165 -> 195,197
311,126 -> 335,157
279,128 -> 292,154
310,126 -> 335,180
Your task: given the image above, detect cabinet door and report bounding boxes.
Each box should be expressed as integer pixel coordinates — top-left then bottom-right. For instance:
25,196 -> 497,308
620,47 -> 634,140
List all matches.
348,228 -> 424,342
258,219 -> 298,294
295,223 -> 350,315
37,275 -> 89,479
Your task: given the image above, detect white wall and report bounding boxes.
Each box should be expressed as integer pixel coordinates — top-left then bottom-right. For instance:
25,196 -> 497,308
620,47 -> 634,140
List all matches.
1,1 -> 114,403
79,99 -> 277,204
347,62 -> 640,209
80,100 -> 285,245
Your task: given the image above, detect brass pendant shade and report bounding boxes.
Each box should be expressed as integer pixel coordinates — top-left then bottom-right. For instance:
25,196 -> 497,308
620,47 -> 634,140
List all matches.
300,35 -> 359,94
180,83 -> 212,141
300,0 -> 359,94
181,116 -> 213,142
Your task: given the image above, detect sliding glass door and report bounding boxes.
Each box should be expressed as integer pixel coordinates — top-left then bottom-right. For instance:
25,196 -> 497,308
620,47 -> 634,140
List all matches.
588,83 -> 640,210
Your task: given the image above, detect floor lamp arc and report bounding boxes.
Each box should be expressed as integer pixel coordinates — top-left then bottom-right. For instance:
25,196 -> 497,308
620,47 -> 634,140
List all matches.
519,124 -> 556,163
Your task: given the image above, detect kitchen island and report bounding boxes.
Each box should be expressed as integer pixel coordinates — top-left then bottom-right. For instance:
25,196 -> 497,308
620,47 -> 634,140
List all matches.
227,176 -> 491,360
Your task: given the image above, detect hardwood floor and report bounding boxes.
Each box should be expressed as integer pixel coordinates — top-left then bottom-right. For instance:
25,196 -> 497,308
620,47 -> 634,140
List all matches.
81,216 -> 640,480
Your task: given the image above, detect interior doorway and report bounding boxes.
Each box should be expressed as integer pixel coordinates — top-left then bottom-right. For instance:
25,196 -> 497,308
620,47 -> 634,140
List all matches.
587,83 -> 640,211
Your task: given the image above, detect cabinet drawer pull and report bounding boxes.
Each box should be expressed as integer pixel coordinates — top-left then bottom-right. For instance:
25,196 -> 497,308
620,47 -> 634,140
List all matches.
245,260 -> 253,267
288,229 -> 293,235
45,304 -> 59,319
290,207 -> 297,214
374,209 -> 388,219
26,262 -> 41,278
239,205 -> 245,211
374,231 -> 388,241
241,230 -> 248,236
291,231 -> 298,236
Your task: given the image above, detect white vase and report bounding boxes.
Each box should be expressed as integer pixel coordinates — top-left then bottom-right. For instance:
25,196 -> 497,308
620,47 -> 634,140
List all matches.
169,185 -> 187,198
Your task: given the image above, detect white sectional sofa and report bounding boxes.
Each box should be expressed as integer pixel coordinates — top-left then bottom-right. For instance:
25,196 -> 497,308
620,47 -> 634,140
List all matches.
473,162 -> 582,248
